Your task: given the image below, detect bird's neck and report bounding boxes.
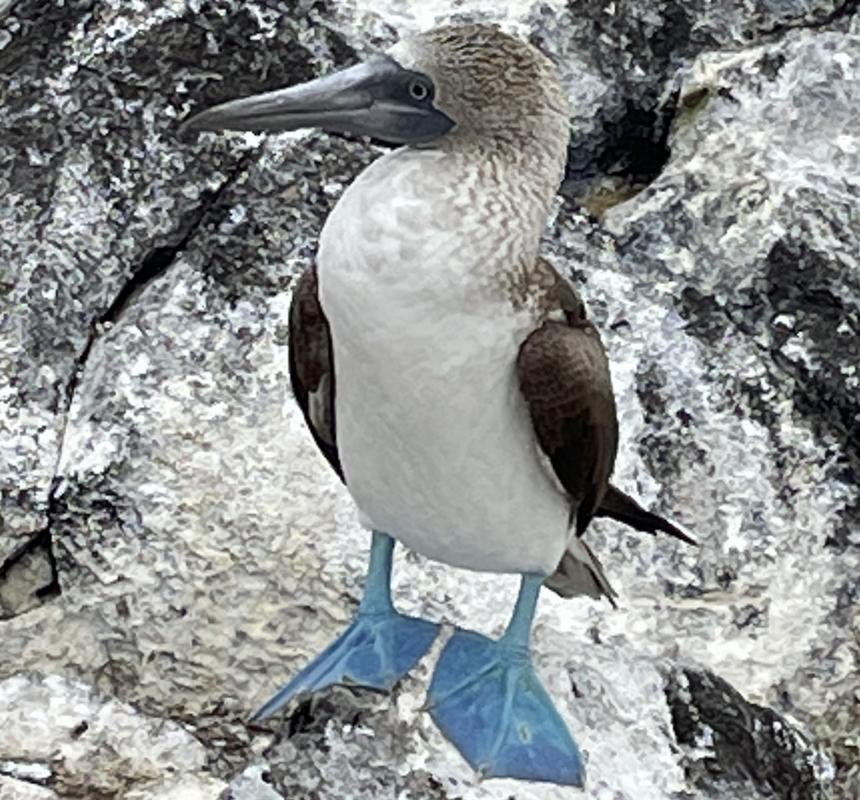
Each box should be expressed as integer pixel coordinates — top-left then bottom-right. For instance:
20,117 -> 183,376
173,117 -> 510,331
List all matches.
437,133 -> 565,211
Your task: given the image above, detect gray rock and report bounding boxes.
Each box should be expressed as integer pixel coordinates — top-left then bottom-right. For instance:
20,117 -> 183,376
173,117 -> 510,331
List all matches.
0,673 -> 227,798
532,0 -> 860,209
222,766 -> 284,800
665,665 -> 834,800
0,777 -> 58,800
554,27 -> 860,797
1,1 -> 858,798
0,0 -> 352,588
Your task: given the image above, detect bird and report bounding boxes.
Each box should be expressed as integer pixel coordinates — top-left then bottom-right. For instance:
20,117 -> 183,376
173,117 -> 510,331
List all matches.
183,24 -> 693,787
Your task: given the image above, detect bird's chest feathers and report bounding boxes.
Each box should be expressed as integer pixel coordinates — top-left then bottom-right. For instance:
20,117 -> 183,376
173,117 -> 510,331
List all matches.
318,150 -> 540,321
317,149 -> 553,422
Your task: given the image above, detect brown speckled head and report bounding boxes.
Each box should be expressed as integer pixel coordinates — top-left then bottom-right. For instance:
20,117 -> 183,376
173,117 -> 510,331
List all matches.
389,25 -> 570,160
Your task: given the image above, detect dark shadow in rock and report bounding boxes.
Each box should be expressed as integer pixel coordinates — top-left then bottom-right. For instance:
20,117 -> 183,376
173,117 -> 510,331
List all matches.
188,703 -> 260,777
724,237 -> 859,550
562,88 -> 678,212
0,0 -> 98,211
193,134 -> 376,304
665,666 -> 829,800
677,288 -> 728,348
0,159 -> 251,617
0,1 -> 98,76
539,0 -> 860,213
635,358 -> 706,486
0,527 -> 59,619
676,232 -> 860,560
91,161 -> 251,335
758,0 -> 860,36
760,240 -> 859,478
824,498 -> 860,554
121,8 -> 317,118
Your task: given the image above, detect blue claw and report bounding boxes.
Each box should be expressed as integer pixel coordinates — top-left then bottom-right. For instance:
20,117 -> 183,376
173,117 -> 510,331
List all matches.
426,577 -> 585,787
251,531 -> 440,722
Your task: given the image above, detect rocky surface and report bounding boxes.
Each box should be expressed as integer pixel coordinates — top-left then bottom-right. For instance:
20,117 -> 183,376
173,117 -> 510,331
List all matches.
1,1 -> 858,799
0,673 -> 226,798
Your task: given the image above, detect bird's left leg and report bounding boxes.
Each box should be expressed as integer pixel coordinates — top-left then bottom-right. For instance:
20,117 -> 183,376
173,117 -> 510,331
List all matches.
251,531 -> 440,722
426,574 -> 585,786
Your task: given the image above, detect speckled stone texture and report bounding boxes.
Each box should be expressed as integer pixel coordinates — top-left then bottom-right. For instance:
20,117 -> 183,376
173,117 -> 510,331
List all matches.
1,1 -> 858,799
0,673 -> 227,798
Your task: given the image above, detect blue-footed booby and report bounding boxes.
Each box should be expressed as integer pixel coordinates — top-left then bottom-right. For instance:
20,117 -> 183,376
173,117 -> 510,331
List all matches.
184,24 -> 692,787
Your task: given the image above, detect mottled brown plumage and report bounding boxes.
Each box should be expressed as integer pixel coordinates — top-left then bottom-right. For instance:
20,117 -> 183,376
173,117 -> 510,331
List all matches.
402,25 -> 570,160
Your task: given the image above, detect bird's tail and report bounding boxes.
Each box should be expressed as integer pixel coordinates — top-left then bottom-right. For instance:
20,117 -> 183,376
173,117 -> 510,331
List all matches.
544,536 -> 618,608
544,486 -> 693,605
596,485 -> 696,545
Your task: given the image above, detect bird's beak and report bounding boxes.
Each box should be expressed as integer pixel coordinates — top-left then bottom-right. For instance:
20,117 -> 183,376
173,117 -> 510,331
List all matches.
181,56 -> 455,145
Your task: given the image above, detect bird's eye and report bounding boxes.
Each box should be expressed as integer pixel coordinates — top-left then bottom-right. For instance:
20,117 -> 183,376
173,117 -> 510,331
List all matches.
408,79 -> 431,101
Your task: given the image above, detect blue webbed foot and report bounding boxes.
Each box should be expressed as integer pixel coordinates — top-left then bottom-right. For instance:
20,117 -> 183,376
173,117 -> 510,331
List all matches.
426,577 -> 585,787
251,609 -> 439,721
251,531 -> 439,722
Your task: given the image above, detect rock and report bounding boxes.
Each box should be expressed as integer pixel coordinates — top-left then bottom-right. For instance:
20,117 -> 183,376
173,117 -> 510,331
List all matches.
0,674 -> 226,798
243,637 -> 692,800
0,533 -> 56,618
533,0 -> 860,209
1,1 -> 858,799
223,766 -> 283,800
665,666 -> 832,799
0,777 -> 58,800
0,0 -> 353,593
555,27 -> 860,798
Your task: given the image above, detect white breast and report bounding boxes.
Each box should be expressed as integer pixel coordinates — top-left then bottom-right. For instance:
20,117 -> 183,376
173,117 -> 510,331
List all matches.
317,148 -> 570,576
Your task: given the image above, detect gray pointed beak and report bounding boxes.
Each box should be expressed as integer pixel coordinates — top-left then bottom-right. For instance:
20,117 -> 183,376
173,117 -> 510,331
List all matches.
181,56 -> 455,145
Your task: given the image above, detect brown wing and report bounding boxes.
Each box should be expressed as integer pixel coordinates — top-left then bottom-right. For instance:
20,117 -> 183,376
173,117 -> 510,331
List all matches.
288,264 -> 343,482
518,319 -> 618,537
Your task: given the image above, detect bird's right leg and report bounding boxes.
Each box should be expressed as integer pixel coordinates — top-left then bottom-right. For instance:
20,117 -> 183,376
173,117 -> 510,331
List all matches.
250,531 -> 440,721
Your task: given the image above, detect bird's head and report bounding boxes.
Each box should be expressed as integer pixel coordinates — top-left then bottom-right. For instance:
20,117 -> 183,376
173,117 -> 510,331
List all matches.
182,24 -> 569,158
